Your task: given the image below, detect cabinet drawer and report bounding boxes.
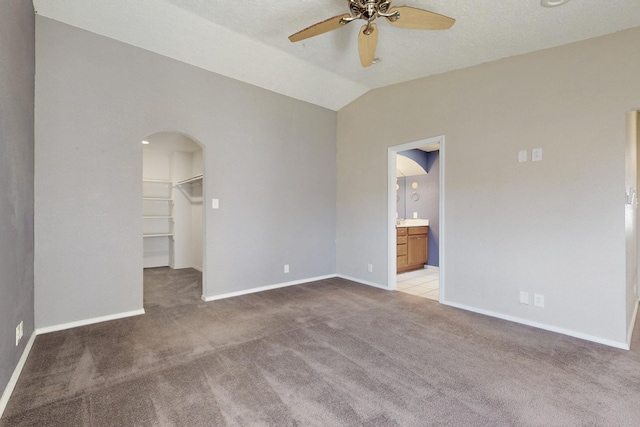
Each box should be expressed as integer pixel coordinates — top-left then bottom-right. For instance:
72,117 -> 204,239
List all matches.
408,226 -> 429,235
397,235 -> 407,244
397,255 -> 408,267
397,244 -> 407,256
397,227 -> 407,236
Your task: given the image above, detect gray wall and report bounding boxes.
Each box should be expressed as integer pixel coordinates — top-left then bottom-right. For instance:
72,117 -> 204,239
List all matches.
35,17 -> 337,328
0,0 -> 35,396
628,111 -> 639,337
337,27 -> 640,346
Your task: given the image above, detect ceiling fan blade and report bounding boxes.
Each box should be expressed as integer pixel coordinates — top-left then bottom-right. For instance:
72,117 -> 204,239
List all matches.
388,6 -> 455,30
358,24 -> 378,68
289,14 -> 352,42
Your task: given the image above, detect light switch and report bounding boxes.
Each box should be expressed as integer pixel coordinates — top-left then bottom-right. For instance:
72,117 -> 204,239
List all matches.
518,150 -> 528,163
212,199 -> 219,209
532,148 -> 543,162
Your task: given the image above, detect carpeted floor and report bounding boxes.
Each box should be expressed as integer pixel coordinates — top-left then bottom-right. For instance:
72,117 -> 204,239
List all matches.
2,267 -> 640,426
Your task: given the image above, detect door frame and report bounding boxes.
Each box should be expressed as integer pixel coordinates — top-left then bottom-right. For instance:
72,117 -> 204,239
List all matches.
387,135 -> 445,300
141,131 -> 206,301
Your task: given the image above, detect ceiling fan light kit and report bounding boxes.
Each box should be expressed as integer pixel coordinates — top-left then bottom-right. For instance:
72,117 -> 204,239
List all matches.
288,0 -> 455,68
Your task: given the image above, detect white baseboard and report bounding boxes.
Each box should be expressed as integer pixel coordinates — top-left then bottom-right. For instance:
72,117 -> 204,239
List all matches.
336,275 -> 392,291
442,299 -> 630,350
201,274 -> 338,302
627,299 -> 639,347
340,276 -> 631,350
191,265 -> 203,272
213,273 -> 630,350
36,308 -> 145,335
2,308 -> 146,419
0,331 -> 36,419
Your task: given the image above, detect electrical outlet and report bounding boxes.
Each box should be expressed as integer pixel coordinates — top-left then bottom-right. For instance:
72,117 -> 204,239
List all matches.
367,264 -> 373,273
518,150 -> 528,163
284,264 -> 289,274
519,291 -> 530,305
413,212 -> 418,219
532,148 -> 543,162
534,293 -> 545,307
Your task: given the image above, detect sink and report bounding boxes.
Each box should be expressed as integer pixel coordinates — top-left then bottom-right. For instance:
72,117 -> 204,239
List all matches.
397,219 -> 429,227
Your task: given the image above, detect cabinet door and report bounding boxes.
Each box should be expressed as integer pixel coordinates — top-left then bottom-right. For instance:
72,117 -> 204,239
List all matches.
397,255 -> 408,268
407,235 -> 428,266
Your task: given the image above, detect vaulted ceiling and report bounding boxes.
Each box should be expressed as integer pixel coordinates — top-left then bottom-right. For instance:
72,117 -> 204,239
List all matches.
33,0 -> 640,111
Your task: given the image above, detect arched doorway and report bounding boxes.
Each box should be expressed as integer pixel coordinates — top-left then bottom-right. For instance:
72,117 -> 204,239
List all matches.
141,131 -> 205,307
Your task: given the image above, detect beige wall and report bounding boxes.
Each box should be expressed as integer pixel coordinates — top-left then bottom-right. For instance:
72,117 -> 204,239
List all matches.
337,27 -> 640,347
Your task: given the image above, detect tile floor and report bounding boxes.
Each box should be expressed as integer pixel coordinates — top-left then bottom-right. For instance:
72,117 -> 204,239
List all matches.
396,265 -> 440,301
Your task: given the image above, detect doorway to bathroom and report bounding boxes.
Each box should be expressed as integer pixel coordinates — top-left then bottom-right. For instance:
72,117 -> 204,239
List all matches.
388,135 -> 445,301
142,131 -> 205,304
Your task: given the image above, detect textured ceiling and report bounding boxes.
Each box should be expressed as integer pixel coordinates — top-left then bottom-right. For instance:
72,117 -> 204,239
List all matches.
33,0 -> 640,111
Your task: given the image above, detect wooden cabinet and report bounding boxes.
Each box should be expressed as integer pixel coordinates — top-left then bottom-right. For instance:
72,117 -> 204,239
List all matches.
397,226 -> 428,273
397,228 -> 408,270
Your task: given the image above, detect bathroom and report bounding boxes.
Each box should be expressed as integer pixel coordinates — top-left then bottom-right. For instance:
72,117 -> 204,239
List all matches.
396,146 -> 440,300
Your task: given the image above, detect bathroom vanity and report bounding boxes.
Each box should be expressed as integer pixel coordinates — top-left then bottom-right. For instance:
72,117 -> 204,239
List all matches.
396,221 -> 429,274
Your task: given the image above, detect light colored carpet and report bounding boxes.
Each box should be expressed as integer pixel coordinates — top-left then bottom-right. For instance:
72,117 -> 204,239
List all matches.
2,267 -> 640,426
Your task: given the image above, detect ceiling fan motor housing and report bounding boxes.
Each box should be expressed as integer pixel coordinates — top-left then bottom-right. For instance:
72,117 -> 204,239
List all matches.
348,0 -> 399,23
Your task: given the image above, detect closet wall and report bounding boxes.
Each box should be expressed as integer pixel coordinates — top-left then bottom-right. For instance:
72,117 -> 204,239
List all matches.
191,151 -> 204,271
171,149 -> 203,270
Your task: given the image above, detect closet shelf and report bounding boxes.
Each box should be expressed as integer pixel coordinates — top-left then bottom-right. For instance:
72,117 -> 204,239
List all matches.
143,197 -> 173,201
143,216 -> 173,219
175,174 -> 203,186
143,179 -> 172,184
143,233 -> 174,238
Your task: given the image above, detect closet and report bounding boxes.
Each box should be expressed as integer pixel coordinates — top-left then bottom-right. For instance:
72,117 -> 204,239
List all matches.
142,132 -> 203,270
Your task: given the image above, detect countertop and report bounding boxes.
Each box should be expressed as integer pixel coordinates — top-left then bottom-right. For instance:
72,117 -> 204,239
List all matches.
396,219 -> 429,227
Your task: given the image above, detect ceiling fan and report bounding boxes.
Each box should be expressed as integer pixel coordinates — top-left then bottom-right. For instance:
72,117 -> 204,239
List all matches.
288,0 -> 455,67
